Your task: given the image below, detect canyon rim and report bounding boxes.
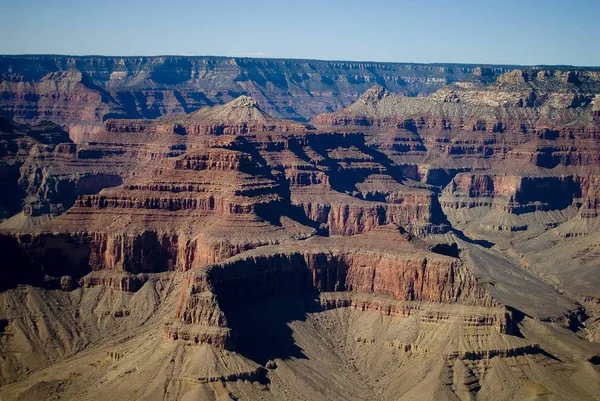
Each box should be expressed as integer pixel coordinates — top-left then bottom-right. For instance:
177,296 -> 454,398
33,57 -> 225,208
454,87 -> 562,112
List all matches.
1,3 -> 600,399
0,55 -> 599,400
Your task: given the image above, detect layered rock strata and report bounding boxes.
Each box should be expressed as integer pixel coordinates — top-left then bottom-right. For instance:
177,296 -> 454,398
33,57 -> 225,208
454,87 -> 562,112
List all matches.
0,55 -> 522,130
168,228 -> 506,349
2,69 -> 600,399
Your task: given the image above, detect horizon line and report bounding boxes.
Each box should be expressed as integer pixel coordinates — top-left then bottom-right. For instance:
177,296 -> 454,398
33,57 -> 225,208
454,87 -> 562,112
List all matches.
1,53 -> 600,69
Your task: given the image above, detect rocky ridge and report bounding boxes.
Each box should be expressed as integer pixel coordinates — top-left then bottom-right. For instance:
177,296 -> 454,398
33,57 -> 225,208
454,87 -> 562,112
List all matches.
0,55 -> 545,140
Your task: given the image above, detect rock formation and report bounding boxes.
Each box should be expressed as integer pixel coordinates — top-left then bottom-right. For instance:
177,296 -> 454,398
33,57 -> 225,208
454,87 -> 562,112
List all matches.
0,55 -> 522,139
1,64 -> 600,400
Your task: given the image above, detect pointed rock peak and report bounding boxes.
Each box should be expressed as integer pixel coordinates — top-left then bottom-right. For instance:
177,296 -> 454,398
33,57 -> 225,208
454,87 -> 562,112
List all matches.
497,69 -> 529,85
227,95 -> 260,109
358,85 -> 391,103
38,70 -> 86,92
41,69 -> 84,82
189,95 -> 274,125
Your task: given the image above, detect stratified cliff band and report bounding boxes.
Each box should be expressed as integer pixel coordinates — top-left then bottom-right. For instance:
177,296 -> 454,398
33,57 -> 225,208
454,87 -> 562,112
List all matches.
1,58 -> 600,401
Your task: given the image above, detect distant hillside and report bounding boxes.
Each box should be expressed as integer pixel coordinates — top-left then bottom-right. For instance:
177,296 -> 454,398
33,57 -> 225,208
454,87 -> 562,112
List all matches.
0,55 -> 522,124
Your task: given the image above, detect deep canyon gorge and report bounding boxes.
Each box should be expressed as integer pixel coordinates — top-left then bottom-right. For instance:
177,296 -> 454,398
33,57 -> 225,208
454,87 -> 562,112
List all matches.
0,55 -> 600,400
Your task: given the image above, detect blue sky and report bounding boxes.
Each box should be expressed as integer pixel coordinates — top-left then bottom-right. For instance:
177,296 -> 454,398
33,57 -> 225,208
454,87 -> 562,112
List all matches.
1,0 -> 599,66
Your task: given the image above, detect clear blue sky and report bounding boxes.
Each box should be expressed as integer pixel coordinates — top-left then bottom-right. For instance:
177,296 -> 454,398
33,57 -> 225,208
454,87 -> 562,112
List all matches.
1,0 -> 599,66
